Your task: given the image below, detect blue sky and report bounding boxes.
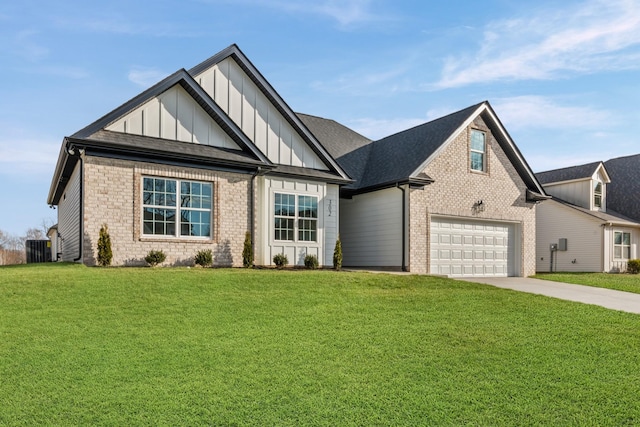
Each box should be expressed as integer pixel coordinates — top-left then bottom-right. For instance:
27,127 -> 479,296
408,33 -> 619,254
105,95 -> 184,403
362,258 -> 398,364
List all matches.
1,0 -> 639,236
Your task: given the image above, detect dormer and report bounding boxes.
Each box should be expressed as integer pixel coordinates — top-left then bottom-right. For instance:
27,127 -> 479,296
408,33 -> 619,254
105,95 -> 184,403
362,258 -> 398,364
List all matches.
536,161 -> 611,212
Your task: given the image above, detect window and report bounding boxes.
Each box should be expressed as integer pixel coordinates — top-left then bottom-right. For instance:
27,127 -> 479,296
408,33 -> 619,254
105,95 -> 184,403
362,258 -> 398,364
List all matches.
614,231 -> 631,259
594,181 -> 603,208
142,177 -> 212,238
274,193 -> 318,242
470,130 -> 486,172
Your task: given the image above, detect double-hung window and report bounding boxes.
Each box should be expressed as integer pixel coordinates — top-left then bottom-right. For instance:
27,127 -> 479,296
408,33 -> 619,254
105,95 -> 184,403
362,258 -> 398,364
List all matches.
594,181 -> 603,208
142,177 -> 212,238
274,193 -> 318,242
614,231 -> 631,260
470,130 -> 486,172
614,232 -> 631,259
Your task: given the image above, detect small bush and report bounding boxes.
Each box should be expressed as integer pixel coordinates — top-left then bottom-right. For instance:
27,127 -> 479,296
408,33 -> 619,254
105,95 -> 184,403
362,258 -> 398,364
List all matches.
273,253 -> 288,268
97,224 -> 112,267
333,234 -> 343,270
627,259 -> 640,274
145,250 -> 166,267
242,231 -> 253,268
304,254 -> 319,269
194,249 -> 213,267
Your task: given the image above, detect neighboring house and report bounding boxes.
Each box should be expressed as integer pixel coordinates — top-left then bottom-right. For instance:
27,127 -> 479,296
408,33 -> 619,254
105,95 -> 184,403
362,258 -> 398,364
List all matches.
48,44 -> 350,267
301,102 -> 548,277
536,161 -> 640,272
48,44 -> 548,276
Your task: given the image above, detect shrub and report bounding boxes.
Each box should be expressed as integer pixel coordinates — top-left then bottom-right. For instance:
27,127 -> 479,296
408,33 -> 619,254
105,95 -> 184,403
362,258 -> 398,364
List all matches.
97,224 -> 112,267
333,234 -> 343,270
304,254 -> 319,269
242,231 -> 253,268
627,259 -> 640,274
145,250 -> 166,267
194,249 -> 213,267
273,253 -> 288,268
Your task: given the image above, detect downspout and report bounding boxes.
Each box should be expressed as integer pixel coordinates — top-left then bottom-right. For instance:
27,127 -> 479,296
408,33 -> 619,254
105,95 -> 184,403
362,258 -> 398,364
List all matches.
397,183 -> 407,272
67,145 -> 85,262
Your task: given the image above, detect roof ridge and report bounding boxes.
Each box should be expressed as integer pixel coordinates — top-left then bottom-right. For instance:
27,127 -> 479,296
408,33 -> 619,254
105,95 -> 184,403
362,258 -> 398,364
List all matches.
372,101 -> 485,143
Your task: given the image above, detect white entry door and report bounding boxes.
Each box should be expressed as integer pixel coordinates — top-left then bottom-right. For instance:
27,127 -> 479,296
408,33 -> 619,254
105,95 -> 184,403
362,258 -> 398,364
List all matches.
430,217 -> 516,277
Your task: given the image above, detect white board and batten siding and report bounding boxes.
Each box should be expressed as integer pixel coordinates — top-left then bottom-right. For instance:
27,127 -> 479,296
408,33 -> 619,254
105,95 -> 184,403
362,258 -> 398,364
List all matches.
339,188 -> 403,268
58,163 -> 82,262
193,57 -> 328,170
106,85 -> 240,150
535,200 -> 603,272
256,177 -> 338,267
430,217 -> 519,277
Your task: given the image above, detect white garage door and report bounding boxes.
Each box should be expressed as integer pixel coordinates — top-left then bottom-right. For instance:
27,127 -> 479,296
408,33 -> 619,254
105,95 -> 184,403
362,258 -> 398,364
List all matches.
430,217 -> 516,277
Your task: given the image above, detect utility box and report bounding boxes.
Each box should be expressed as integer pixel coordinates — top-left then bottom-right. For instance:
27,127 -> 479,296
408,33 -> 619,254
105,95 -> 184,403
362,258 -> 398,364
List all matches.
550,243 -> 558,251
26,240 -> 52,263
558,238 -> 568,251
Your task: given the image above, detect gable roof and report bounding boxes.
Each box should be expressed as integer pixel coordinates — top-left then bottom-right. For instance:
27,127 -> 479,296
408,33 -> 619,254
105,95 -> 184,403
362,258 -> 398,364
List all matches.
189,44 -> 350,181
49,45 -> 358,205
536,161 -> 610,185
302,101 -> 547,199
605,153 -> 640,222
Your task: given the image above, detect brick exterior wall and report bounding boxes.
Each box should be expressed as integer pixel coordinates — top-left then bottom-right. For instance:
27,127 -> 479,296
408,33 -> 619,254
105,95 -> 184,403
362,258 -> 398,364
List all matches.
408,116 -> 537,276
82,156 -> 251,266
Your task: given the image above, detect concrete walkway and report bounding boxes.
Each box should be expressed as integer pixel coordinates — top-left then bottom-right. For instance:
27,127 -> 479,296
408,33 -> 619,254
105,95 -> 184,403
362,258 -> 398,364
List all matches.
459,277 -> 640,315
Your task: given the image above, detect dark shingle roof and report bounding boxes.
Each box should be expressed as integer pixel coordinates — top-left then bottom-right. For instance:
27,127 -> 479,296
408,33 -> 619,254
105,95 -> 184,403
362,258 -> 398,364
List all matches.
605,153 -> 640,222
357,103 -> 483,190
296,113 -> 372,187
536,161 -> 602,184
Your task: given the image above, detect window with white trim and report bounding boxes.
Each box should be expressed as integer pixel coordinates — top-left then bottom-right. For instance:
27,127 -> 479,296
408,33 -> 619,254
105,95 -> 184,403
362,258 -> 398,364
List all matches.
594,181 -> 603,208
274,193 -> 318,242
470,130 -> 486,172
614,231 -> 630,259
142,177 -> 212,238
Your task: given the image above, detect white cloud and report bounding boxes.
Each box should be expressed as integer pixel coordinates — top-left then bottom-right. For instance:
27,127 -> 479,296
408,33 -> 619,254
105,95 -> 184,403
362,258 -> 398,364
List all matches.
492,95 -> 614,130
225,0 -> 383,27
128,67 -> 169,87
0,136 -> 59,177
432,0 -> 640,88
14,30 -> 49,62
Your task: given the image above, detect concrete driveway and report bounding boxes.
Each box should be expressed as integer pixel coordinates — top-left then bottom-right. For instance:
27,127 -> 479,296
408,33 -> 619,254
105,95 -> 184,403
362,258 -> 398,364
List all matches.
459,277 -> 640,315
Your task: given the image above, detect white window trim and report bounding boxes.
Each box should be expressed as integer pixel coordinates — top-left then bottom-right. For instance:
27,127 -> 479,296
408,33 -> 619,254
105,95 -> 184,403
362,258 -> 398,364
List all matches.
272,191 -> 319,243
613,231 -> 631,260
470,129 -> 487,173
141,176 -> 213,239
593,180 -> 603,210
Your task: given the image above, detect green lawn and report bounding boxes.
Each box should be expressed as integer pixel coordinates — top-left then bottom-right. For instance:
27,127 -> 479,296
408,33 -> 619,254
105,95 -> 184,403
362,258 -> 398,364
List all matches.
2,264 -> 640,425
534,272 -> 640,294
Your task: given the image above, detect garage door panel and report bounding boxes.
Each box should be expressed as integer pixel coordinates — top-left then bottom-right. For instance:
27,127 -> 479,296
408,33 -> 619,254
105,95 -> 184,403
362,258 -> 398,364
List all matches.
430,217 -> 515,278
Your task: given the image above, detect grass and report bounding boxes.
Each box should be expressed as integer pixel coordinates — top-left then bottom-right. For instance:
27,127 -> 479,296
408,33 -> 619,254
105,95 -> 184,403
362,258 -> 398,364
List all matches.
1,264 -> 640,425
534,272 -> 640,294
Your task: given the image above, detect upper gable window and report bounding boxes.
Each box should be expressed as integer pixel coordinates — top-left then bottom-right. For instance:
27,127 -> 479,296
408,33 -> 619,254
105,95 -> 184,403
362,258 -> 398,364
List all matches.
594,181 -> 603,208
470,130 -> 486,172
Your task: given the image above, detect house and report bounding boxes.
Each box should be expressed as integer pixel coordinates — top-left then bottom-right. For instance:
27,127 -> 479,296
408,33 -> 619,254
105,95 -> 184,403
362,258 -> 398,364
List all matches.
48,44 -> 548,276
48,44 -> 350,267
536,160 -> 640,272
301,102 -> 548,277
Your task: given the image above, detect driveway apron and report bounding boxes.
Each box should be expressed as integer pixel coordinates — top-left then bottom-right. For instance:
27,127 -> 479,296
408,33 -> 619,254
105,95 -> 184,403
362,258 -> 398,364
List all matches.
459,277 -> 640,315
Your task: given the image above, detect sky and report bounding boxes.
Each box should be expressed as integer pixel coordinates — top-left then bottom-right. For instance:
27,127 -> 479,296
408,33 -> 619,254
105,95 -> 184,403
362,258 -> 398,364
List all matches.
1,0 -> 639,236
